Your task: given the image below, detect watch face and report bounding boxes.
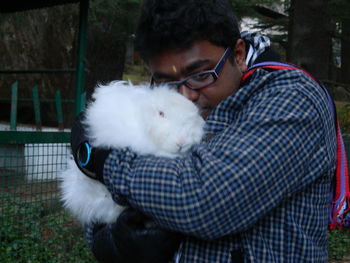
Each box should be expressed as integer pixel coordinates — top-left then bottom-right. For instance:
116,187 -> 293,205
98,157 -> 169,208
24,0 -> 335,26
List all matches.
76,142 -> 99,180
78,142 -> 91,167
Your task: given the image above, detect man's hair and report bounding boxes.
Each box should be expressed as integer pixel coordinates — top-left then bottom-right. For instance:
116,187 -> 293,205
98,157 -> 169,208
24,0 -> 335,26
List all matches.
135,0 -> 240,62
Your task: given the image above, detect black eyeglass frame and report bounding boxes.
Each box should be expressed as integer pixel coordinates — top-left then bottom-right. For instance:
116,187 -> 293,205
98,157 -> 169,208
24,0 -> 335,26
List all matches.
151,47 -> 233,90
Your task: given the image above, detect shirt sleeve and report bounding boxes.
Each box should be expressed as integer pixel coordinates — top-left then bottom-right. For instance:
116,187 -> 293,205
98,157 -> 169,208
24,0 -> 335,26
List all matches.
102,82 -> 330,240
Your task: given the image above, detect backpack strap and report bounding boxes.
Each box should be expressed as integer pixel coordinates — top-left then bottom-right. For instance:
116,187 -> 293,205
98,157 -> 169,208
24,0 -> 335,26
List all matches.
241,62 -> 350,229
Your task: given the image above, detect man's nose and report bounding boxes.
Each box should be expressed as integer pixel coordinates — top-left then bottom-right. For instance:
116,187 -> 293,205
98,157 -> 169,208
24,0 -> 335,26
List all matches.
178,85 -> 200,101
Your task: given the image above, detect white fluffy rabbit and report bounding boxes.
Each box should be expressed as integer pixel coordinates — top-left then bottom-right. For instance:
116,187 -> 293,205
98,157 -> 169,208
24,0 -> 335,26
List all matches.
59,81 -> 205,225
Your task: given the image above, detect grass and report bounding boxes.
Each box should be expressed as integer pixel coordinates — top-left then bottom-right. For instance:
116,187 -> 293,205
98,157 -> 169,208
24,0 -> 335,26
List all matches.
335,101 -> 350,133
329,230 -> 350,261
0,193 -> 97,263
1,195 -> 350,262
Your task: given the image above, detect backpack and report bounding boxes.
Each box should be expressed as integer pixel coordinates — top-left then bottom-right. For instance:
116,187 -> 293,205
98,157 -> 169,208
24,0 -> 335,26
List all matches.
241,61 -> 350,230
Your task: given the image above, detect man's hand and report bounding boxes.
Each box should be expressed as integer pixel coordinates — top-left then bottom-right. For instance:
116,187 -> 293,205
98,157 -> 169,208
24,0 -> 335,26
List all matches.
70,111 -> 111,182
91,208 -> 183,263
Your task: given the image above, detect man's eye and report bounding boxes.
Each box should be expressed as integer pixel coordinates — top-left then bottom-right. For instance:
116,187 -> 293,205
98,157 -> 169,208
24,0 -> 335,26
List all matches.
192,73 -> 211,81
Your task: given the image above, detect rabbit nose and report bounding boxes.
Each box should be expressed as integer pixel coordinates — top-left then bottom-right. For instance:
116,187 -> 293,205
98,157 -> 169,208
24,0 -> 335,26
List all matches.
176,140 -> 192,153
176,142 -> 184,151
176,139 -> 190,152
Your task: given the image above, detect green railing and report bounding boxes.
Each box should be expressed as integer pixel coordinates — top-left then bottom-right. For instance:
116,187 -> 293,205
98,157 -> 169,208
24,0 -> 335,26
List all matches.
1,81 -> 84,132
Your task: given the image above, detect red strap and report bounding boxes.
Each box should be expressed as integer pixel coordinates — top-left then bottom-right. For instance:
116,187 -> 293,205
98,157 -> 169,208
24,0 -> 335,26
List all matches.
330,119 -> 350,229
241,65 -> 291,83
241,64 -> 316,84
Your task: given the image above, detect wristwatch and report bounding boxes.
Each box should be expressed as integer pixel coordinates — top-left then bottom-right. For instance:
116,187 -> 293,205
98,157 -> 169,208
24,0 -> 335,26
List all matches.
75,141 -> 99,180
77,141 -> 92,167
75,141 -> 111,182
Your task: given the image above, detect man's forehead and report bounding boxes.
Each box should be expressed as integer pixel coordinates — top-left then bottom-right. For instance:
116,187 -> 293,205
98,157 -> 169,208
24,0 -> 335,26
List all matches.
151,58 -> 211,80
149,41 -> 223,74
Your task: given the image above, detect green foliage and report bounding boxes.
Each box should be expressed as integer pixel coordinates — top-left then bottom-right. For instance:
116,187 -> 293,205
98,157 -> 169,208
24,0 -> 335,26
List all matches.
228,0 -> 289,46
0,195 -> 97,263
123,63 -> 151,84
85,0 -> 143,89
335,101 -> 350,133
328,229 -> 350,260
89,0 -> 142,37
328,0 -> 350,21
228,0 -> 276,19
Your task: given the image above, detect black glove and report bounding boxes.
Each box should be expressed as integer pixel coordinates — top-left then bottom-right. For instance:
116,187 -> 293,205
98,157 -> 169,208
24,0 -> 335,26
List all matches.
91,208 -> 183,263
70,111 -> 111,182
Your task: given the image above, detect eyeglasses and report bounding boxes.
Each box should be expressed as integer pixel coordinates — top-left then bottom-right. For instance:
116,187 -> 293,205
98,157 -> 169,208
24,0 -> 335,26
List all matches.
151,47 -> 232,90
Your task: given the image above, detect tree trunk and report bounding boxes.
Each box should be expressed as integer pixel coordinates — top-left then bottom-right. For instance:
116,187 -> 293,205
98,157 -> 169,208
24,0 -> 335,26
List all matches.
341,19 -> 350,84
287,0 -> 332,80
85,28 -> 127,99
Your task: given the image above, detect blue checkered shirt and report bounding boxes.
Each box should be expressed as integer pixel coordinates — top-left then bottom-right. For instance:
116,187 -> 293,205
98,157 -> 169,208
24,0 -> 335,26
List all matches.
88,68 -> 337,262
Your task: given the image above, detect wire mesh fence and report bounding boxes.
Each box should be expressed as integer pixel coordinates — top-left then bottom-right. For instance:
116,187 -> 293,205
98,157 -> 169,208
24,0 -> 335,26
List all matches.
0,143 -> 68,205
0,142 -> 97,262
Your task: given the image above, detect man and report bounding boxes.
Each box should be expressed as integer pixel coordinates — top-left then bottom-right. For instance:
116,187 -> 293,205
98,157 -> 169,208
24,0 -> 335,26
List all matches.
72,0 -> 336,262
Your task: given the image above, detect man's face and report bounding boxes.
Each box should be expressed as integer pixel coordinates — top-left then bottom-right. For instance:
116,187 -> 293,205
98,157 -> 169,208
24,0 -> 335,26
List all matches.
149,40 -> 247,118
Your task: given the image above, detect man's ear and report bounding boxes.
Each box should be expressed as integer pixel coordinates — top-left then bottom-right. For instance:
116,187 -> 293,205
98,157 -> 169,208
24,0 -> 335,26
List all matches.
234,39 -> 247,72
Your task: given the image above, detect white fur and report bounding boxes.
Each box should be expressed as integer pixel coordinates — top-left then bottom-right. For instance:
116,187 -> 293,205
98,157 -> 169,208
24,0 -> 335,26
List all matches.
60,158 -> 124,224
59,81 -> 205,225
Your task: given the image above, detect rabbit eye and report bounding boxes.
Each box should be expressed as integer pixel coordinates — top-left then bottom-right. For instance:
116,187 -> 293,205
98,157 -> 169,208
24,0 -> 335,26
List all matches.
158,111 -> 165,118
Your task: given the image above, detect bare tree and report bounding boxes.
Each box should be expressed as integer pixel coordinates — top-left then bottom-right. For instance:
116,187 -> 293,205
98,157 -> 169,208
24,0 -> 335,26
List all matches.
340,19 -> 350,84
287,0 -> 332,80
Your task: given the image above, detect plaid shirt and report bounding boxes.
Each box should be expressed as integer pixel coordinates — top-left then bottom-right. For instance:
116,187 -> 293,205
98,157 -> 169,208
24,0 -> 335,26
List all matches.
90,68 -> 336,262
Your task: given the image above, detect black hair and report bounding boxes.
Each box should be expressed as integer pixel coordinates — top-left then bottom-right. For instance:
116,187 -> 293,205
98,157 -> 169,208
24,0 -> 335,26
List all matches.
135,0 -> 241,62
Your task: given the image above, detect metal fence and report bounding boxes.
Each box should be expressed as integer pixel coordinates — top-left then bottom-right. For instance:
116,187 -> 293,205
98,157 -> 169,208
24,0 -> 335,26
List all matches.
0,82 -> 95,262
1,0 -> 90,260
0,134 -> 97,262
0,142 -> 69,232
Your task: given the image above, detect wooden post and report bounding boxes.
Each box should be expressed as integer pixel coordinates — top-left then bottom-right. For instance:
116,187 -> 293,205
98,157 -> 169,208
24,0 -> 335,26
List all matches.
74,0 -> 89,117
10,82 -> 18,131
32,87 -> 42,130
80,91 -> 86,110
55,90 -> 64,131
